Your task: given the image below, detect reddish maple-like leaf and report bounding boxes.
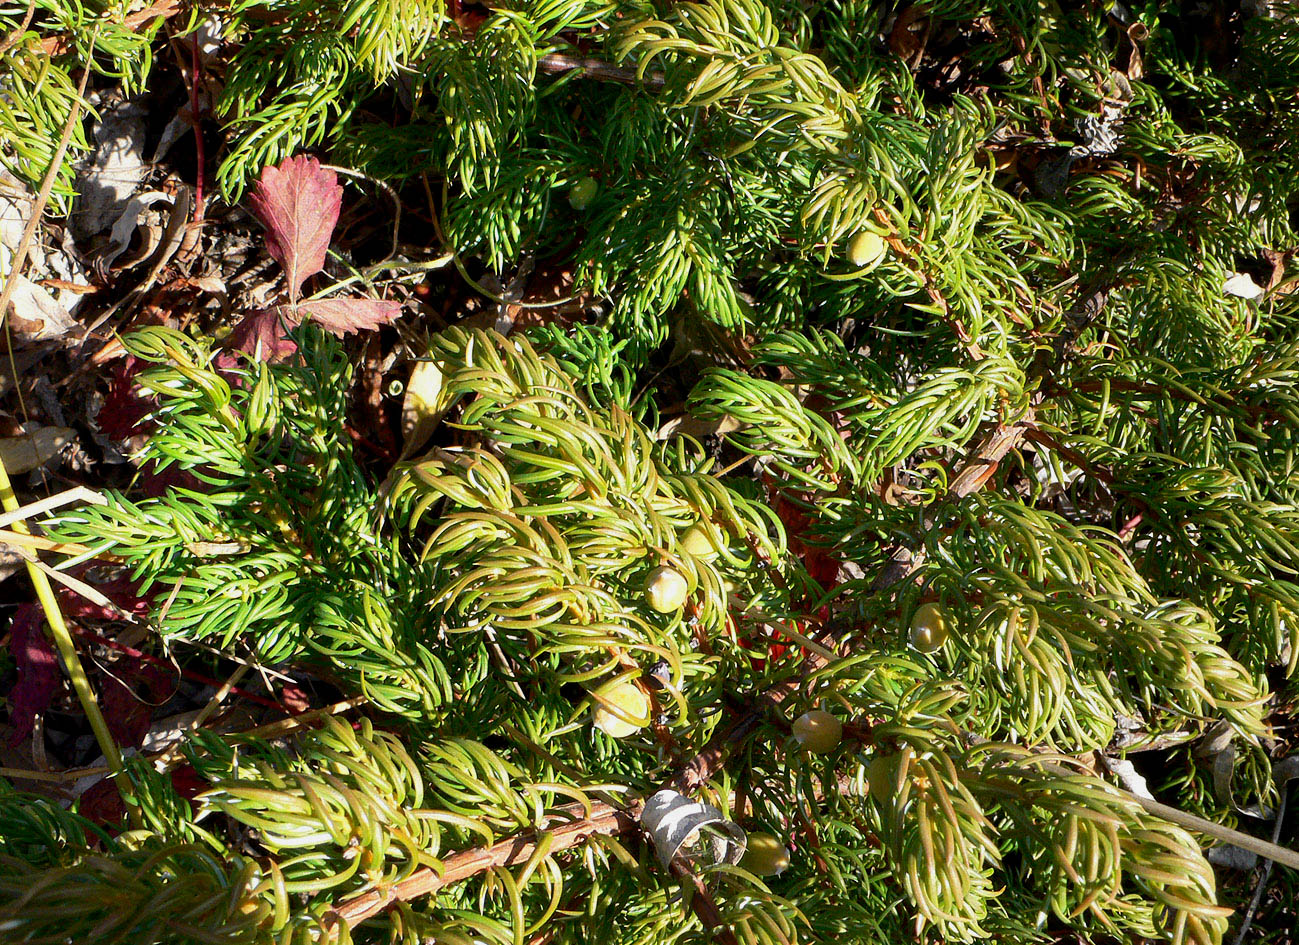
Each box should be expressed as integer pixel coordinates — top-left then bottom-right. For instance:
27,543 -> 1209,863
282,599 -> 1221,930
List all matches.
221,307 -> 300,365
298,298 -> 402,337
58,576 -> 151,623
247,155 -> 342,302
773,491 -> 841,593
278,682 -> 312,713
77,777 -> 128,829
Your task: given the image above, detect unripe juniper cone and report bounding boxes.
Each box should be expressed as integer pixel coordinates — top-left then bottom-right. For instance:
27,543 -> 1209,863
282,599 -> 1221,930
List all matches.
867,753 -> 898,805
847,229 -> 886,267
644,566 -> 688,613
681,522 -> 721,562
592,678 -> 651,738
568,176 -> 598,210
909,602 -> 950,653
740,833 -> 791,877
792,709 -> 843,753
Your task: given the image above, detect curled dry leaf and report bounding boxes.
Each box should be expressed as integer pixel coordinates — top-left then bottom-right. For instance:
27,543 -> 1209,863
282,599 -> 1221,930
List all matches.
5,275 -> 78,340
99,190 -> 173,269
401,358 -> 445,458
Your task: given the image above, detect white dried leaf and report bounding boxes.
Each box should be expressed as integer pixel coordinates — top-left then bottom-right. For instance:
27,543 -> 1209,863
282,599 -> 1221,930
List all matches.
1223,272 -> 1265,301
6,276 -> 78,340
639,789 -> 746,867
71,101 -> 148,241
0,169 -> 34,274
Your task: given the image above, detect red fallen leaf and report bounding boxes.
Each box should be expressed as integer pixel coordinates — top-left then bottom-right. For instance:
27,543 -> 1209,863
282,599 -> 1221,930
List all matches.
78,777 -> 128,829
247,155 -> 342,302
220,307 -> 299,365
6,604 -> 61,747
98,357 -> 152,442
58,575 -> 151,623
278,682 -> 312,713
169,763 -> 206,800
297,297 -> 403,337
740,625 -> 796,672
97,359 -> 204,495
773,491 -> 840,593
100,660 -> 175,750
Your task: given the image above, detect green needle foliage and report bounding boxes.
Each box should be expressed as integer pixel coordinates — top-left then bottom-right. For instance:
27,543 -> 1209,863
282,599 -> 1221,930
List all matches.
6,0 -> 1299,944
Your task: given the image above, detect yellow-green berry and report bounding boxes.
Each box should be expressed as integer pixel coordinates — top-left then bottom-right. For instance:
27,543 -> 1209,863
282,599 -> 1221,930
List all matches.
847,230 -> 887,267
681,522 -> 721,562
909,602 -> 950,653
867,753 -> 898,805
592,678 -> 651,738
645,566 -> 688,613
740,832 -> 790,877
792,709 -> 843,753
568,176 -> 599,210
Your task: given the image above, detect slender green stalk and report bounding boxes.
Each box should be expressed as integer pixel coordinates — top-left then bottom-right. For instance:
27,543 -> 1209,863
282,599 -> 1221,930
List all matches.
0,458 -> 123,777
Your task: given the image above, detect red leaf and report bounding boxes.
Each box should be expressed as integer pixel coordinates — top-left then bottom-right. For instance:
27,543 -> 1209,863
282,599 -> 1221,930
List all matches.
247,155 -> 342,302
100,661 -> 174,750
278,683 -> 312,713
98,357 -> 153,442
773,491 -> 841,593
77,777 -> 128,829
298,297 -> 402,337
58,576 -> 151,623
220,308 -> 300,365
7,604 -> 61,747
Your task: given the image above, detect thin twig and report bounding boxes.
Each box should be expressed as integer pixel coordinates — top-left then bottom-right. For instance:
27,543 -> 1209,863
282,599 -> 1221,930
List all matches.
872,208 -> 985,361
0,0 -> 38,57
188,29 -> 205,231
1232,785 -> 1291,945
870,276 -> 1118,594
0,528 -> 114,559
1032,758 -> 1299,873
538,53 -> 664,90
669,859 -> 741,945
0,42 -> 95,338
0,485 -> 105,529
328,800 -> 641,928
871,410 -> 1036,592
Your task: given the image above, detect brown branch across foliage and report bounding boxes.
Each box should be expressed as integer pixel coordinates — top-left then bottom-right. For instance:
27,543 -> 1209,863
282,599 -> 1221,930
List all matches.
538,53 -> 665,90
325,707 -> 786,932
328,799 -> 641,928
